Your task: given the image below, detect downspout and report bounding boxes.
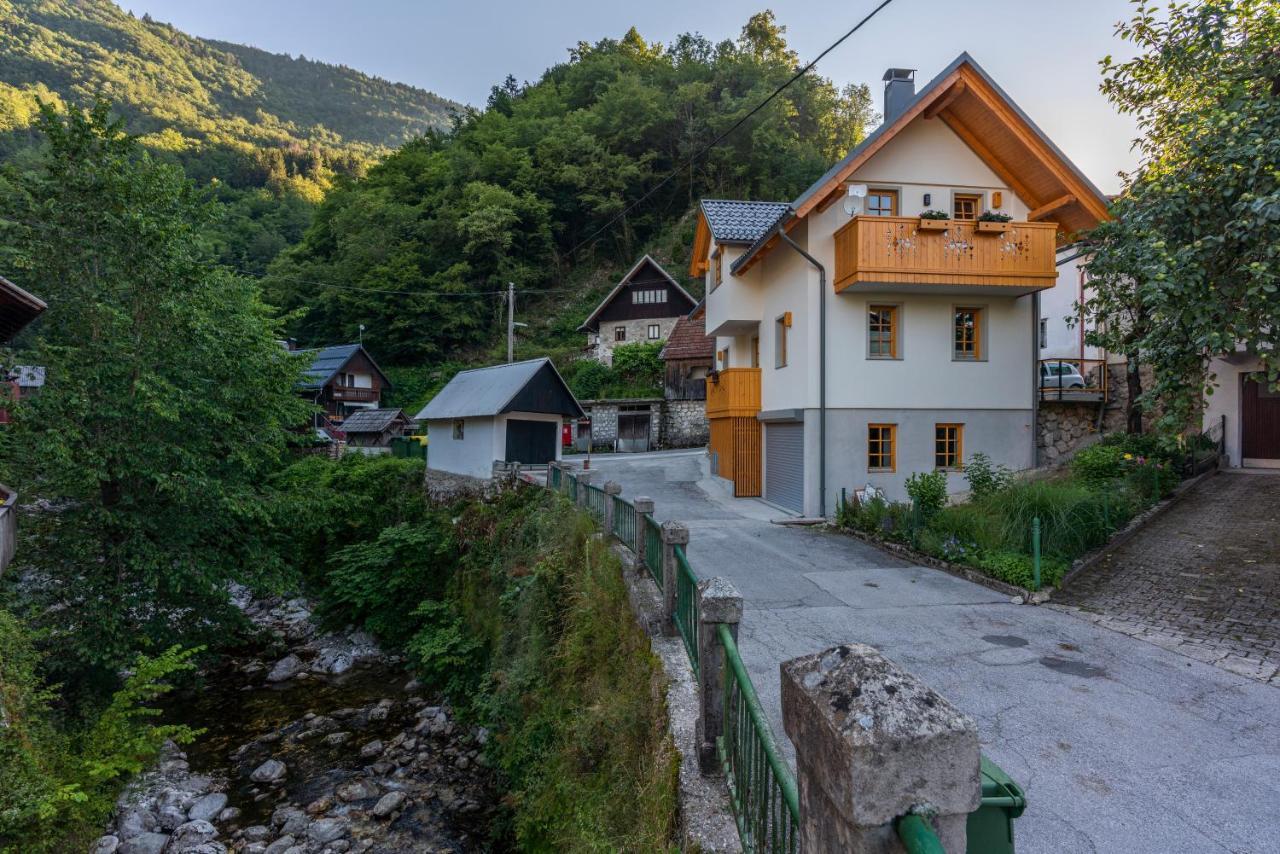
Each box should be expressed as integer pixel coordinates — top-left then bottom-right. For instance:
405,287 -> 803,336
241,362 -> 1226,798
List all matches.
777,229 -> 827,518
1031,291 -> 1040,469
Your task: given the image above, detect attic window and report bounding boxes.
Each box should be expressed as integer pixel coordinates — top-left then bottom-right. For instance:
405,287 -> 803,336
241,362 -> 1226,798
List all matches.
631,289 -> 668,305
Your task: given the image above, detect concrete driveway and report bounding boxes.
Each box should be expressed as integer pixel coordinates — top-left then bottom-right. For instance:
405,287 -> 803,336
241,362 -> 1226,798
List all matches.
571,449 -> 1280,854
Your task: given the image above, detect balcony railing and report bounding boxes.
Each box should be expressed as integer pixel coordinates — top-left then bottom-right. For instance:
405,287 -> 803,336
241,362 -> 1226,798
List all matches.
706,368 -> 761,419
834,216 -> 1058,294
331,384 -> 379,402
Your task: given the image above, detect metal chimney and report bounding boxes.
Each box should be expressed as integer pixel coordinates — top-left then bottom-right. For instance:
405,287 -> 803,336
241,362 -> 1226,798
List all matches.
882,68 -> 916,124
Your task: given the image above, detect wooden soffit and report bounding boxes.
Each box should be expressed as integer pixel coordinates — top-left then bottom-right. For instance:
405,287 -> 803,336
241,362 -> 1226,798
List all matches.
689,211 -> 712,277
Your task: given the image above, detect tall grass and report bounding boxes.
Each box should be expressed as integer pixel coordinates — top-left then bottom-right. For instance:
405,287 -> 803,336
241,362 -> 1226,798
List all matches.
980,479 -> 1129,558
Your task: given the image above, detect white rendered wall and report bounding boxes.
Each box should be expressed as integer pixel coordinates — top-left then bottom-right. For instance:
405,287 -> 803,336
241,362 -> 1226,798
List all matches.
427,417 -> 497,479
1203,353 -> 1265,468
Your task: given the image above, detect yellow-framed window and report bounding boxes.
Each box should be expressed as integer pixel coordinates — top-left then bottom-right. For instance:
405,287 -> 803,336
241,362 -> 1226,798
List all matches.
713,248 -> 723,288
935,423 -> 963,470
867,188 -> 898,217
868,423 -> 896,472
868,305 -> 897,358
954,307 -> 982,360
953,193 -> 981,221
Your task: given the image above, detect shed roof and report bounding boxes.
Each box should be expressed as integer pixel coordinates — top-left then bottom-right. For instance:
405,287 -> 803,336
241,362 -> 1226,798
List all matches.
415,358 -> 584,421
339,408 -> 409,434
296,343 -> 390,391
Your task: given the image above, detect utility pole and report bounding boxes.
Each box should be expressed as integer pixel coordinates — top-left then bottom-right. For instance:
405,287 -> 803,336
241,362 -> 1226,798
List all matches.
506,281 -> 515,363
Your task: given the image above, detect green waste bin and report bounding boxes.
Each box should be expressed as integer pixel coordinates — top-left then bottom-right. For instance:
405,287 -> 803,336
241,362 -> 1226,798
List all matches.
966,755 -> 1026,854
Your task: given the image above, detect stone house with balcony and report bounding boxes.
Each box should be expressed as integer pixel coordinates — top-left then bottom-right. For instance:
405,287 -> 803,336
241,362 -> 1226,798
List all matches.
578,255 -> 697,366
296,343 -> 391,433
692,54 -> 1111,515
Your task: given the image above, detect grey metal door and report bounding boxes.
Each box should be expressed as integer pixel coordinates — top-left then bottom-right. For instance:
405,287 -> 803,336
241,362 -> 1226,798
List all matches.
617,412 -> 651,453
765,421 -> 804,513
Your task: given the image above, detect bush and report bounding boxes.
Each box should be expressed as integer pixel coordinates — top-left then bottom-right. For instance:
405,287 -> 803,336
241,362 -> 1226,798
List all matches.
1071,443 -> 1129,485
963,452 -> 1013,498
972,550 -> 1068,589
905,470 -> 948,521
927,503 -> 1005,553
981,479 -> 1118,559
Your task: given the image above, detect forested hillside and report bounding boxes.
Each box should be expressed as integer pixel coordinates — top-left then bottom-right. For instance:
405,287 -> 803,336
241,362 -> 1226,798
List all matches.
0,0 -> 461,273
265,13 -> 876,396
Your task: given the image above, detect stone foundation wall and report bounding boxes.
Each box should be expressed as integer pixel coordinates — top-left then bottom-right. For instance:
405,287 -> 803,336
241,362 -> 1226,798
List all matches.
578,398 -> 709,452
1038,402 -> 1101,465
661,399 -> 709,449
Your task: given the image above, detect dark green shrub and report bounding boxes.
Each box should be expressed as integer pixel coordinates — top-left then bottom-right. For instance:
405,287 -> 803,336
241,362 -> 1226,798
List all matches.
972,550 -> 1068,589
963,452 -> 1013,498
1071,443 -> 1129,484
905,470 -> 948,521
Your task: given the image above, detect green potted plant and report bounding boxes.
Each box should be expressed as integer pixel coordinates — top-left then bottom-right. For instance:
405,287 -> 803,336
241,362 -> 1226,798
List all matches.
918,209 -> 952,230
976,210 -> 1014,233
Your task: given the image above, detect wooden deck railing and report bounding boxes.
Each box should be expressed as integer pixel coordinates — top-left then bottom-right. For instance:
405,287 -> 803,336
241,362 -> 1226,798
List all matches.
707,369 -> 762,497
833,216 -> 1058,292
706,368 -> 761,419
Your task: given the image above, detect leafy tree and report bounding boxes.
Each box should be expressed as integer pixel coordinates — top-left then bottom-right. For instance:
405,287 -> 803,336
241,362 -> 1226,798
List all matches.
1080,0 -> 1280,432
0,103 -> 311,687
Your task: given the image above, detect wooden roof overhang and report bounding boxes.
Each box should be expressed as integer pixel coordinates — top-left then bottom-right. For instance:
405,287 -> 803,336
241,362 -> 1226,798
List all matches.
0,275 -> 47,343
689,210 -> 712,277
732,54 -> 1112,277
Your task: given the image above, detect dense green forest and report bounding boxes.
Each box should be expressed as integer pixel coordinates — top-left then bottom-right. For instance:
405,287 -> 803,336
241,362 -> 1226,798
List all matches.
263,13 -> 876,388
0,0 -> 460,273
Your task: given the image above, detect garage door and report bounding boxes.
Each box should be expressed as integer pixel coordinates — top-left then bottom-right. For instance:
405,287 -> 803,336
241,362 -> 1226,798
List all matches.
1242,374 -> 1280,462
765,421 -> 804,513
505,419 -> 558,465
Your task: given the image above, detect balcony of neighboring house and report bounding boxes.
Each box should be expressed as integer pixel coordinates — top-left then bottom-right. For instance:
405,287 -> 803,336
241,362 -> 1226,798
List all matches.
706,368 -> 762,497
1039,358 -> 1109,404
330,384 -> 380,403
833,216 -> 1059,296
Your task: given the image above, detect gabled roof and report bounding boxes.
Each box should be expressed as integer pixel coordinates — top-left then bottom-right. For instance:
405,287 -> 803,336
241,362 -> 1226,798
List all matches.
0,275 -> 46,343
660,312 -> 715,361
578,255 -> 697,332
688,201 -> 789,276
296,343 -> 390,391
11,366 -> 45,389
415,358 -> 584,421
339,408 -> 410,434
732,52 -> 1112,276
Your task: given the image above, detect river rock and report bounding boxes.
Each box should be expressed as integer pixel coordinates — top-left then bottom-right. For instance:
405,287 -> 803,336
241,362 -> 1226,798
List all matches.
371,791 -> 406,818
310,648 -> 354,675
262,837 -> 295,854
242,825 -> 271,842
368,699 -> 394,722
117,808 -> 158,838
90,835 -> 120,854
272,805 -> 308,833
119,833 -> 168,854
266,654 -> 305,683
307,817 -> 349,844
358,739 -> 384,758
336,779 -> 380,802
250,759 -> 287,783
167,820 -> 217,851
305,795 -> 332,815
216,806 -> 240,823
323,731 -> 351,746
187,792 -> 227,822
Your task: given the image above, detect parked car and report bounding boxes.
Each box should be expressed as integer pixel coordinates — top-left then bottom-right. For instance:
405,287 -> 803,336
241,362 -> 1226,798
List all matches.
1040,361 -> 1086,388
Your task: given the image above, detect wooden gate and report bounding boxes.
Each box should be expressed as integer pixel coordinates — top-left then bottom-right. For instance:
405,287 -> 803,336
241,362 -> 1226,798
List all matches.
617,410 -> 652,453
1242,374 -> 1280,461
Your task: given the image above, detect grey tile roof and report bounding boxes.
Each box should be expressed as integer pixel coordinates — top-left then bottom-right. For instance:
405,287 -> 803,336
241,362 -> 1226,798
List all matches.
339,408 -> 407,434
700,199 -> 790,244
415,358 -> 584,421
296,343 -> 362,390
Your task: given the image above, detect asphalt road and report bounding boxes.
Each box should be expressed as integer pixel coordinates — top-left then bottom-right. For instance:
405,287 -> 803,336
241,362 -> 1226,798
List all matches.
569,449 -> 1280,854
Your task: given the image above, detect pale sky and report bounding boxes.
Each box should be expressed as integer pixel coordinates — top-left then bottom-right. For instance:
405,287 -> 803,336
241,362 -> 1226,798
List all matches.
120,0 -> 1143,193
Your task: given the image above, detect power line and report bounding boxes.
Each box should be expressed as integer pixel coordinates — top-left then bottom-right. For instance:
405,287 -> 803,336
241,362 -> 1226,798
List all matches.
563,0 -> 896,258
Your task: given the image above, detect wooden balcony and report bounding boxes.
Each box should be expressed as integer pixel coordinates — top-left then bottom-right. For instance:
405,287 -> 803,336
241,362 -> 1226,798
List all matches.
331,384 -> 380,403
706,368 -> 761,418
833,216 -> 1058,295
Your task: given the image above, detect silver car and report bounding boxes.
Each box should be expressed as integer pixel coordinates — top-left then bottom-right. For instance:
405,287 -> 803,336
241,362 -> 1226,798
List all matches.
1040,361 -> 1086,388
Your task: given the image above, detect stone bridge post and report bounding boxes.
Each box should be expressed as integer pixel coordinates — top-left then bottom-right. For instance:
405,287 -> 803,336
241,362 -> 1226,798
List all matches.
695,576 -> 742,774
574,469 -> 595,510
603,480 -> 622,535
781,644 -> 981,853
660,521 -> 688,637
632,496 -> 654,566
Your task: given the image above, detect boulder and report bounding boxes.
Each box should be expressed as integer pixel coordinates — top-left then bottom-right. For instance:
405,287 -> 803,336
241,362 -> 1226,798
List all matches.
186,793 -> 228,822
116,808 -> 158,839
250,759 -> 287,784
90,835 -> 120,854
323,731 -> 351,746
358,739 -> 384,759
266,654 -> 305,683
215,806 -> 240,823
118,833 -> 168,854
241,825 -> 271,843
336,779 -> 380,802
262,837 -> 295,854
167,820 -> 217,852
307,817 -> 349,844
371,791 -> 407,818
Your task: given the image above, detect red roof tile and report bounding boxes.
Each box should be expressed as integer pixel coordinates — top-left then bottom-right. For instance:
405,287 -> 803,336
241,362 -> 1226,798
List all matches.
661,313 -> 714,361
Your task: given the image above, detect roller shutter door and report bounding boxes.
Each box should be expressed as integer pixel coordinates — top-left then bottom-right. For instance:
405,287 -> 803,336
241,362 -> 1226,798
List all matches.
765,421 -> 804,513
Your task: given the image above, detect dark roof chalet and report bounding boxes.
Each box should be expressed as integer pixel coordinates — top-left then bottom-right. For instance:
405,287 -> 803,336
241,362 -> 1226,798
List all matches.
296,343 -> 390,391
578,255 -> 697,333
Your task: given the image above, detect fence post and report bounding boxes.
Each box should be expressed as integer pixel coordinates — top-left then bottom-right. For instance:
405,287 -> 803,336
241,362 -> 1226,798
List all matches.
603,480 -> 621,535
696,576 -> 742,774
781,643 -> 981,852
575,469 -> 595,509
1031,516 -> 1042,591
660,522 -> 689,638
633,496 -> 654,563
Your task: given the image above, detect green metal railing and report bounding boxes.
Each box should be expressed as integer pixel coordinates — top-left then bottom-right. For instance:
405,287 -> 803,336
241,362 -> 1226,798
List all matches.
673,544 -> 699,675
611,494 -> 636,551
643,515 -> 663,590
549,466 -> 562,489
563,472 -> 578,502
584,484 -> 607,522
896,814 -> 945,854
717,623 -> 800,854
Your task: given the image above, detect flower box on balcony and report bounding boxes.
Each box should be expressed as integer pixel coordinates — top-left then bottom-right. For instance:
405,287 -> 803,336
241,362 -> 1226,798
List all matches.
976,221 -> 1012,234
917,218 -> 953,231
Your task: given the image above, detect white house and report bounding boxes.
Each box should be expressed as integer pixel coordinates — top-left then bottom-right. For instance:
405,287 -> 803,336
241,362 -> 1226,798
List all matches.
1202,351 -> 1279,469
416,358 -> 584,479
693,55 -> 1111,515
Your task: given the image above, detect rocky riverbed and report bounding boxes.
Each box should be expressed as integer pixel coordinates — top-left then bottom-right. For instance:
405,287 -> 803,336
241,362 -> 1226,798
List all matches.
93,590 -> 496,854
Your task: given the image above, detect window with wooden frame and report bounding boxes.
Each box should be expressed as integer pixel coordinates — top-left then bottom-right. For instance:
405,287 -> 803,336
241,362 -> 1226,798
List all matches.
953,307 -> 982,360
751,336 -> 760,368
952,193 -> 982,221
935,423 -> 963,470
452,419 -> 465,440
868,424 -> 896,472
614,325 -> 627,342
713,249 -> 723,289
867,189 -> 898,217
647,323 -> 661,340
775,313 -> 790,369
867,305 -> 898,359
718,347 -> 729,369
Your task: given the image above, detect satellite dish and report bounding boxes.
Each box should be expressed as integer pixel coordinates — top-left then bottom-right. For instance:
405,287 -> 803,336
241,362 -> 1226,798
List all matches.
843,184 -> 868,217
